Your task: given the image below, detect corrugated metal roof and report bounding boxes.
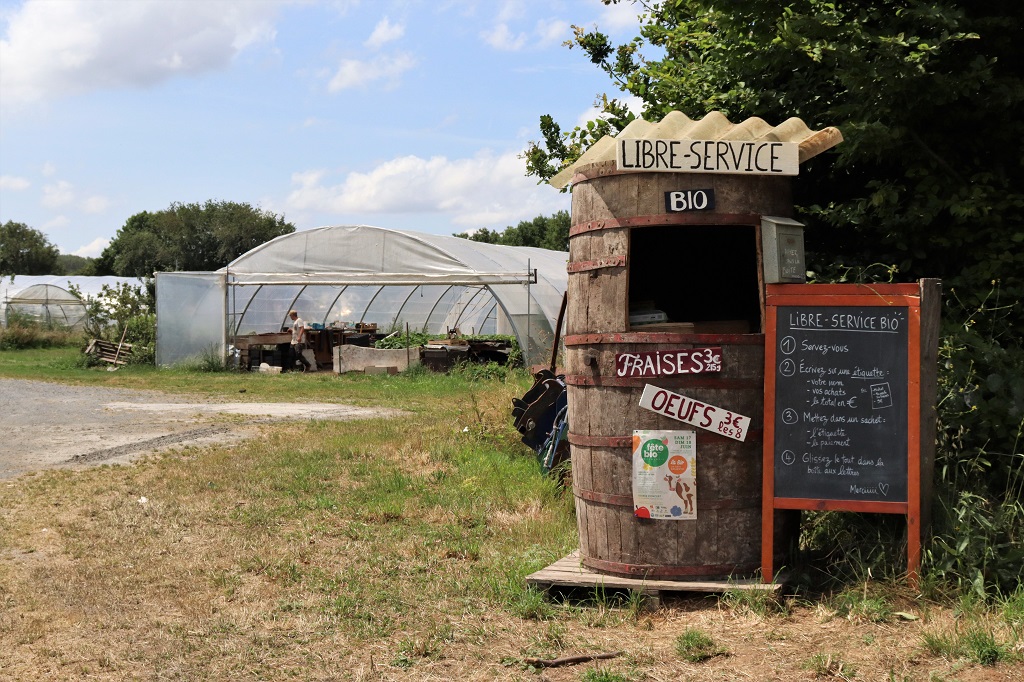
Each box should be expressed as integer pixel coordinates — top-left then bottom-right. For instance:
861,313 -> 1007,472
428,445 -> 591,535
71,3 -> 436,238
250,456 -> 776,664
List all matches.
550,111 -> 843,188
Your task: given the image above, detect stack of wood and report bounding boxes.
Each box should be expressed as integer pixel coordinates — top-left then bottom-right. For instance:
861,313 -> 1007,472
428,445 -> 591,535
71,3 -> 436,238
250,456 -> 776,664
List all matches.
84,338 -> 133,366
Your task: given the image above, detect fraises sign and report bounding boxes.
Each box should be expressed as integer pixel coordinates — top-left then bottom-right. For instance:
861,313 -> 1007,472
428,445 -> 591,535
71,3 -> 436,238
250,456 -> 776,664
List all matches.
639,384 -> 751,442
615,347 -> 722,378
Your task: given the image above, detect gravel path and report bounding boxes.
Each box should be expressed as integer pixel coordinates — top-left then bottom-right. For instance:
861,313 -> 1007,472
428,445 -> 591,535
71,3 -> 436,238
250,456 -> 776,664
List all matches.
0,379 -> 401,480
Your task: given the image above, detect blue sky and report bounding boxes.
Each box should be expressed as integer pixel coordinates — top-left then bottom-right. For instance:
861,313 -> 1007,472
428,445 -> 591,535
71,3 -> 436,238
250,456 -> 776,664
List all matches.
0,0 -> 644,257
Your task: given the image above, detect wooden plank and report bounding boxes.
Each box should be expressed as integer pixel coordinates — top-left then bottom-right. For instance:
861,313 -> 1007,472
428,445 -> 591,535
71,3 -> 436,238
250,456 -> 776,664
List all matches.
526,552 -> 782,595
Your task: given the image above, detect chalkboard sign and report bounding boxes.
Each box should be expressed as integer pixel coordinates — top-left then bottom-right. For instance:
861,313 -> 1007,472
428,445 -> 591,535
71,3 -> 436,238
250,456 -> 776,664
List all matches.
761,281 -> 941,586
772,306 -> 909,502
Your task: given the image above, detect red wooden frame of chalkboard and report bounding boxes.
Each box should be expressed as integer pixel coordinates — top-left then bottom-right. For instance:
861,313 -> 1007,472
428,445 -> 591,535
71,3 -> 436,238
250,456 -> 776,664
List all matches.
761,280 -> 941,586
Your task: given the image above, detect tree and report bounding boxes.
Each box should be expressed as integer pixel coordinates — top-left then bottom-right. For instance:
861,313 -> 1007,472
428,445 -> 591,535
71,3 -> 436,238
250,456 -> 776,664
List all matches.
93,201 -> 295,276
454,211 -> 570,251
56,254 -> 94,275
528,0 -> 1024,331
0,221 -> 63,276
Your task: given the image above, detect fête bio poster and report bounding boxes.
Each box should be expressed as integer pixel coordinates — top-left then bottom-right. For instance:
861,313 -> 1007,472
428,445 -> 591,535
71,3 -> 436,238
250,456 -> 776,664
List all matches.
632,430 -> 697,520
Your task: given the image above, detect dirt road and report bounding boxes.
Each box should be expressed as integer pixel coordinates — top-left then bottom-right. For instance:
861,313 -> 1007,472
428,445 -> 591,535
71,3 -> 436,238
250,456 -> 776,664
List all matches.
0,378 -> 400,479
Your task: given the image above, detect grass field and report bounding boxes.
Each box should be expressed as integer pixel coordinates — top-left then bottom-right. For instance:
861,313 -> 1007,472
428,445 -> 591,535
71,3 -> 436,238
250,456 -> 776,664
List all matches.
0,348 -> 1021,681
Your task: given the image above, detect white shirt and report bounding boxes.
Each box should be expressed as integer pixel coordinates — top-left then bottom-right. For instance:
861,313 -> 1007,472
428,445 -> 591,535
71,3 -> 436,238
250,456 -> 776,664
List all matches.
290,317 -> 305,344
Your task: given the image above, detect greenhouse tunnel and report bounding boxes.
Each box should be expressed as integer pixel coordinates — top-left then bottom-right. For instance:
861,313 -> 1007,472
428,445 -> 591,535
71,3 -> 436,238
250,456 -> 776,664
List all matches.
155,225 -> 569,368
2,283 -> 89,329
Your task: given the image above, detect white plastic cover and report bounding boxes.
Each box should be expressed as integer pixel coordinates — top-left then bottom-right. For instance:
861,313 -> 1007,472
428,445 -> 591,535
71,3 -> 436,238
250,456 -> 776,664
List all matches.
0,276 -> 140,305
155,272 -> 226,367
156,226 -> 568,367
2,283 -> 88,328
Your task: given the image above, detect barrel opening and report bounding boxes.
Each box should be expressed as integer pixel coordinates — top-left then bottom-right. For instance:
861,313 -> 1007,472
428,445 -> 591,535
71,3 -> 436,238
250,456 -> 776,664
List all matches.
629,225 -> 762,333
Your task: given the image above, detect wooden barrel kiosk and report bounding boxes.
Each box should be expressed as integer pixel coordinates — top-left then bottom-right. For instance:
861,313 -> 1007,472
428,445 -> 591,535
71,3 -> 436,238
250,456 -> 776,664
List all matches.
565,164 -> 786,573
561,132 -> 824,578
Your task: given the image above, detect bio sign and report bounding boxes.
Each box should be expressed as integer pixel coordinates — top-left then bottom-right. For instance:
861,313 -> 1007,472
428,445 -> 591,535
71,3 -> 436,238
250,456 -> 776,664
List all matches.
616,347 -> 722,378
617,138 -> 799,175
665,189 -> 715,213
639,384 -> 750,442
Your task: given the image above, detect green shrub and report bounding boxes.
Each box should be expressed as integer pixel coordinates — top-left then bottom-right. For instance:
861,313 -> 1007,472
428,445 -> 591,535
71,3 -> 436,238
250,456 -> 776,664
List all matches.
925,286 -> 1024,598
123,313 -> 156,366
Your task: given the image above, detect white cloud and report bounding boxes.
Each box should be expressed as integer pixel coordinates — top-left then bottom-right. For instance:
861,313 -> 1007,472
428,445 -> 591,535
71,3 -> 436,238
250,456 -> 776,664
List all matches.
495,0 -> 525,24
285,150 -> 566,228
81,195 -> 111,214
535,18 -> 570,47
0,175 -> 30,190
72,237 -> 110,258
41,215 -> 69,231
599,1 -> 643,32
481,23 -> 527,51
0,0 -> 282,106
365,17 -> 404,49
482,9 -> 571,52
42,180 -> 75,208
41,162 -> 57,177
328,52 -> 415,91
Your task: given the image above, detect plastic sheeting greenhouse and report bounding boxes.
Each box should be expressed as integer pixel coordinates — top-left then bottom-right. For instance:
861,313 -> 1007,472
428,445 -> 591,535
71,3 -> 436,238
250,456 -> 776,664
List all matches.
2,283 -> 88,328
155,225 -> 568,368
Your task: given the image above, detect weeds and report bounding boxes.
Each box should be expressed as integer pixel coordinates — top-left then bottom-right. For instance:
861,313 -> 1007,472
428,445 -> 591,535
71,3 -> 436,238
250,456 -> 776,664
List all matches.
511,587 -> 557,620
922,623 -> 1008,665
803,652 -> 857,679
580,669 -> 631,682
176,344 -> 231,372
0,312 -> 86,350
675,628 -> 727,662
921,592 -> 1019,666
720,584 -> 787,617
830,582 -> 895,623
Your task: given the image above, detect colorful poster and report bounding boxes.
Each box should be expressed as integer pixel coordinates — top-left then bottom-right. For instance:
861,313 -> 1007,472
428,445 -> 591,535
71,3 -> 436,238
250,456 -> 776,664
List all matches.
632,430 -> 697,520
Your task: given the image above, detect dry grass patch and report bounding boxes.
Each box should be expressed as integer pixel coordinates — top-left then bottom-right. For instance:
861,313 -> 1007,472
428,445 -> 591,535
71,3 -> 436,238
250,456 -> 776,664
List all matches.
1,371 -> 1021,680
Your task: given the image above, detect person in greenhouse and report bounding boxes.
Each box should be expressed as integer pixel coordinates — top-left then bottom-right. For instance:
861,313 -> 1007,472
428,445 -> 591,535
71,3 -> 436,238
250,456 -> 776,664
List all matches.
287,310 -> 312,372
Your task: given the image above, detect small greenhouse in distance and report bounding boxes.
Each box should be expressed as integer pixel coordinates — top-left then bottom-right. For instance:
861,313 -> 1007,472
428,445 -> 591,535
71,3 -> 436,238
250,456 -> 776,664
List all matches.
155,225 -> 568,368
2,283 -> 88,329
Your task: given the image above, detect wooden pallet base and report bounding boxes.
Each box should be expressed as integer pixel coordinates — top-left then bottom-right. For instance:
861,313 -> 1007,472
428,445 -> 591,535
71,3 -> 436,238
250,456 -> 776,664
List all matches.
526,552 -> 783,607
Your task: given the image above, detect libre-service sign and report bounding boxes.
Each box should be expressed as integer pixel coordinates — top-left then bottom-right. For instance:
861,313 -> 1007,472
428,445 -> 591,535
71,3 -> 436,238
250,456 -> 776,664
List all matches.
617,138 -> 799,175
632,430 -> 697,520
615,347 -> 722,379
639,384 -> 751,442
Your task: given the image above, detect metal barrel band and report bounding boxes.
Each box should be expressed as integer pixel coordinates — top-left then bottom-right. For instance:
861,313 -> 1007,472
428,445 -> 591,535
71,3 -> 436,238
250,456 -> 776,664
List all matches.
564,333 -> 765,346
566,255 -> 627,273
573,486 -> 759,511
567,430 -> 763,447
569,212 -> 762,237
580,555 -> 762,579
564,374 -> 764,390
